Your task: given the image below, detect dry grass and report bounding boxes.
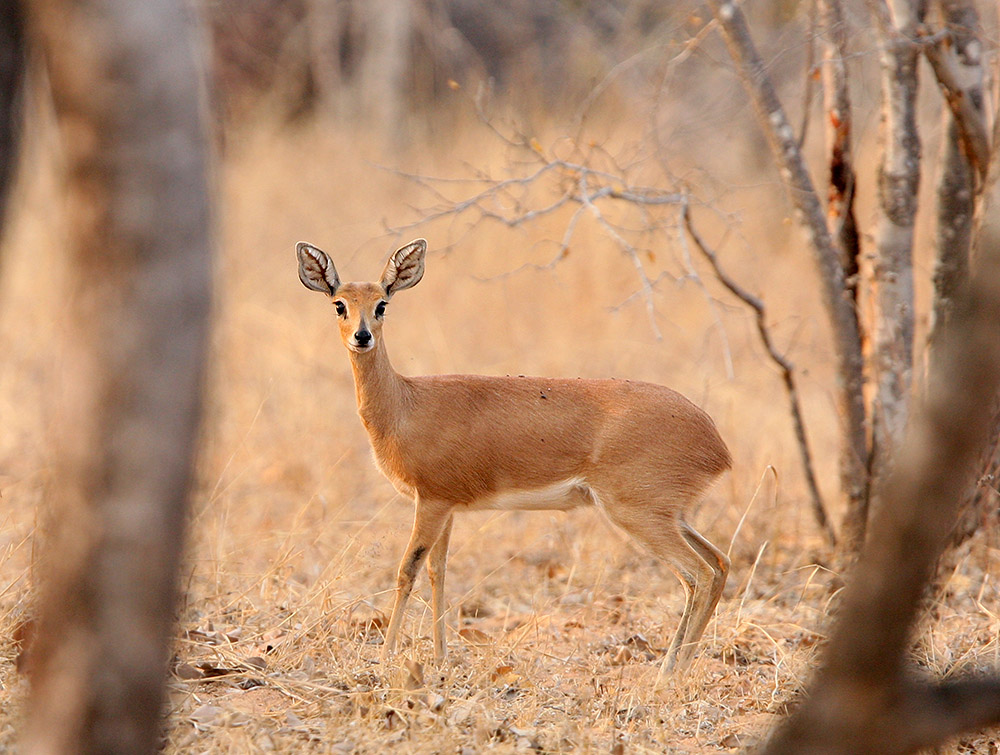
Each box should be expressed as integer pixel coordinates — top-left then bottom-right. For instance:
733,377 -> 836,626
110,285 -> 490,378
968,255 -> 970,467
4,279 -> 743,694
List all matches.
1,111 -> 999,753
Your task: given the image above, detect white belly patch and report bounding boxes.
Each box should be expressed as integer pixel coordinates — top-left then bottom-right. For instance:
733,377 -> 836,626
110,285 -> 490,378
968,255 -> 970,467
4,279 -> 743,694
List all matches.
467,477 -> 595,512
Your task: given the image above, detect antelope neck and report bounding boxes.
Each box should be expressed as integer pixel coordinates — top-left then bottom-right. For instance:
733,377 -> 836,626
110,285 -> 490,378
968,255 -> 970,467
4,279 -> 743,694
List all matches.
348,338 -> 408,436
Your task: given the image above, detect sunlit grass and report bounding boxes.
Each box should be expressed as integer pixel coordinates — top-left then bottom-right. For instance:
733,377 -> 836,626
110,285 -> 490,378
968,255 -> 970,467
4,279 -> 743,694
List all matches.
1,111 -> 997,753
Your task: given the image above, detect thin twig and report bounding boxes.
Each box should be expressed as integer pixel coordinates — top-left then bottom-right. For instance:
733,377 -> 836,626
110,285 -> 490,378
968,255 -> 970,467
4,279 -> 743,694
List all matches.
682,203 -> 836,547
676,218 -> 735,380
385,150 -> 694,340
577,171 -> 663,339
797,0 -> 819,149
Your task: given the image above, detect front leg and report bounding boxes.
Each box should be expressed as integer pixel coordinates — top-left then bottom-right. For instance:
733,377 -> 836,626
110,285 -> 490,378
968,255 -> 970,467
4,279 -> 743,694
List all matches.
382,496 -> 453,661
426,514 -> 454,661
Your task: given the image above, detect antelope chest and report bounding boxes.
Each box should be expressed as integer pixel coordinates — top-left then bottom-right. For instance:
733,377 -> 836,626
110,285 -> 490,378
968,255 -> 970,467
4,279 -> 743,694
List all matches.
367,437 -> 417,500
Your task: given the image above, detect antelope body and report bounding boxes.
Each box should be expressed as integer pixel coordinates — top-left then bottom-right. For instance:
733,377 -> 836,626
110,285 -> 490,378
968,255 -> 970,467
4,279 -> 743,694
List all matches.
297,238 -> 732,671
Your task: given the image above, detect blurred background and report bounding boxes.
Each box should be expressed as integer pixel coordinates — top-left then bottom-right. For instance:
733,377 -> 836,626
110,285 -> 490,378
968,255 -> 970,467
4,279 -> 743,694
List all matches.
2,1 -> 996,750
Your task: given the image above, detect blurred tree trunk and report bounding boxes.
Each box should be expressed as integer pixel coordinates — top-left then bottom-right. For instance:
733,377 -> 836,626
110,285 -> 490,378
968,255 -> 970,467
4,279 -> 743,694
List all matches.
358,0 -> 412,140
759,183 -> 1000,755
950,400 -> 1000,548
18,0 -> 213,752
0,2 -> 24,238
759,5 -> 1000,744
865,0 -> 923,515
305,0 -> 346,116
922,0 -> 999,551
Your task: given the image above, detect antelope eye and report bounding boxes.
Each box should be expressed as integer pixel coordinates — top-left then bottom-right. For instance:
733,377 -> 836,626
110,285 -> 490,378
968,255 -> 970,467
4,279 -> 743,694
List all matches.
374,301 -> 387,319
334,300 -> 346,317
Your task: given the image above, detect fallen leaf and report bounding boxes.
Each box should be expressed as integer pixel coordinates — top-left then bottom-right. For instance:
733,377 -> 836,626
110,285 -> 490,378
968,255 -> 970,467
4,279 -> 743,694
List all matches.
428,693 -> 446,712
384,707 -> 405,731
458,627 -> 491,646
189,704 -> 223,727
174,663 -> 204,680
402,658 -> 424,690
491,664 -> 515,681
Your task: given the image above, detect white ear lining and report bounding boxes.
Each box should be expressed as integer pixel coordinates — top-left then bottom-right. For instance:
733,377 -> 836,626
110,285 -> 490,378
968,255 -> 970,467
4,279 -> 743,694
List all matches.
381,239 -> 426,295
296,242 -> 340,295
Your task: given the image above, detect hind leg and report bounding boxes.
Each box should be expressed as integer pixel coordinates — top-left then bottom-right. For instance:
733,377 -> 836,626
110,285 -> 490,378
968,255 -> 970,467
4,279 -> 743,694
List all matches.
599,498 -> 726,672
672,521 -> 729,670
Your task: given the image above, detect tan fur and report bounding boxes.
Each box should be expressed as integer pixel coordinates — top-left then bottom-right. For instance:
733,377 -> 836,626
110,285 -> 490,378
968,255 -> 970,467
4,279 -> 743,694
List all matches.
296,239 -> 732,672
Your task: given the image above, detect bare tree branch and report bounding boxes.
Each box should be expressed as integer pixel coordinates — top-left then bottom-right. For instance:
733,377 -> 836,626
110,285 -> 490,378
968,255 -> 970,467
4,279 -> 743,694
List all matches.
921,2 -> 990,185
706,0 -> 870,545
682,204 -> 836,547
386,151 -> 689,337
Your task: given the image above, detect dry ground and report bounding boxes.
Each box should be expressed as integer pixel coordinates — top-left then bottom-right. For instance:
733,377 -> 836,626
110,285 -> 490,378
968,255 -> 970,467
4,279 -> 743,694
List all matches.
1,113 -> 998,753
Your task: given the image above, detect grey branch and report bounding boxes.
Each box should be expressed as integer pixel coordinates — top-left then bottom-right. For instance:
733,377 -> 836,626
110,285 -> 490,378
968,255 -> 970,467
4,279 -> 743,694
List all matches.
707,0 -> 869,544
921,12 -> 990,185
387,154 -> 687,337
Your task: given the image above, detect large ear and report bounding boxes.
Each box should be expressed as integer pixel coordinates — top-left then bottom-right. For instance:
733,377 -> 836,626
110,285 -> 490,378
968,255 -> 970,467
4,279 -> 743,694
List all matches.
296,242 -> 341,296
380,239 -> 426,296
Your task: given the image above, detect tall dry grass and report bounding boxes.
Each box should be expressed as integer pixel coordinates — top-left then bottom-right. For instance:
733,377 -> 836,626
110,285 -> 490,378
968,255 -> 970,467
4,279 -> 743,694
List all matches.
1,105 -> 997,753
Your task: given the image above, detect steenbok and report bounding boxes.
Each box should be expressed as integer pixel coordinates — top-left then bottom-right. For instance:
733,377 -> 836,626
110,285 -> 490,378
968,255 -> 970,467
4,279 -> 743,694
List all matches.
297,238 -> 732,671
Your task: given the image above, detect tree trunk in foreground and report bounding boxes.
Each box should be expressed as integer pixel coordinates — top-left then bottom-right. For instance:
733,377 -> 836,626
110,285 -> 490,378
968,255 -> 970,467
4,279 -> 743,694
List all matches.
0,2 -> 24,238
924,0 -> 998,552
19,0 -> 213,752
758,193 -> 1000,755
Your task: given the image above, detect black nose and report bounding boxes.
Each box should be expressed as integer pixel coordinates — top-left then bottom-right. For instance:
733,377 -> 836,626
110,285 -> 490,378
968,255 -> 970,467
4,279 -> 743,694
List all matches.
354,330 -> 372,346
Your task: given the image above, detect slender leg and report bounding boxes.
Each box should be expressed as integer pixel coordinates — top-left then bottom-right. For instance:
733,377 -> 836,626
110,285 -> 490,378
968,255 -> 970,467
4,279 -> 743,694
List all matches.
663,566 -> 698,671
426,514 -> 453,661
382,496 -> 452,661
598,499 -> 725,673
671,522 -> 729,670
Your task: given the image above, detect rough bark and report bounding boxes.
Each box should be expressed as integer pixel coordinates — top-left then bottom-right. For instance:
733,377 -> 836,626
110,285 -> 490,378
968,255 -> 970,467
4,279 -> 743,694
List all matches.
758,195 -> 1000,755
20,1 -> 213,753
922,0 -> 990,186
927,0 -> 984,368
706,0 -> 870,547
818,0 -> 861,305
866,0 -> 923,518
